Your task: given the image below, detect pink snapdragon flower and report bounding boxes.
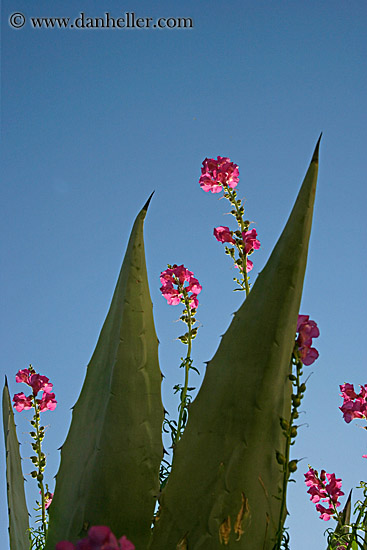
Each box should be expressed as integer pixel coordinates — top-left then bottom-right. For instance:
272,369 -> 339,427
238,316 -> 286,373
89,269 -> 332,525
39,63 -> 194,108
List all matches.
199,156 -> 239,193
235,259 -> 253,273
44,492 -> 53,509
56,526 -> 135,550
213,226 -> 235,244
13,367 -> 57,413
160,264 -> 202,309
15,368 -> 53,395
13,392 -> 33,412
339,383 -> 367,423
242,228 -> 261,254
296,315 -> 320,365
214,226 -> 259,274
39,391 -> 57,412
304,467 -> 344,521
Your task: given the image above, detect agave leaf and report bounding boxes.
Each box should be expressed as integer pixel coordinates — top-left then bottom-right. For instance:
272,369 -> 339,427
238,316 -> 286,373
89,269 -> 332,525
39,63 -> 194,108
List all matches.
149,138 -> 321,550
46,194 -> 164,549
326,489 -> 352,549
336,489 -> 352,534
2,377 -> 30,550
360,500 -> 367,550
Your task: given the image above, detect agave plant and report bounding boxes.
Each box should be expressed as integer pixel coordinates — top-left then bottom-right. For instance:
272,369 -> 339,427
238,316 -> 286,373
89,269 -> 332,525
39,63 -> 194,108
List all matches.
3,138 -> 321,550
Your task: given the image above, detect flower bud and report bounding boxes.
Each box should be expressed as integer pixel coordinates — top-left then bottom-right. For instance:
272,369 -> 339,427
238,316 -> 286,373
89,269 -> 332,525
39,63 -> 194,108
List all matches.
292,395 -> 301,407
276,451 -> 286,465
290,426 -> 298,438
299,383 -> 306,393
288,460 -> 298,472
280,418 -> 289,430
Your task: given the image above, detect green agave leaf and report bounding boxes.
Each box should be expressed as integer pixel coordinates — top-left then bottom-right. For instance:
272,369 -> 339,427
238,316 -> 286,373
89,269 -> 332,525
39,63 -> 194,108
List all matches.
327,489 -> 352,549
150,138 -> 321,550
2,377 -> 30,550
45,194 -> 164,549
336,488 -> 352,534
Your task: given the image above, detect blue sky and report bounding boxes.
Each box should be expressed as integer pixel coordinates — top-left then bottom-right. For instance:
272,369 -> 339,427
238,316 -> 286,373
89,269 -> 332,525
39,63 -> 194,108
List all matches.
1,0 -> 366,547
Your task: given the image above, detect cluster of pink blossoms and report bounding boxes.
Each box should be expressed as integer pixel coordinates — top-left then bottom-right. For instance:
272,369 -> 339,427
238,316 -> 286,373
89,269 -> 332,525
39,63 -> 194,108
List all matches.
304,468 -> 344,521
213,226 -> 261,272
56,525 -> 134,550
339,383 -> 367,424
199,156 -> 239,193
160,264 -> 202,309
296,315 -> 320,366
13,367 -> 57,412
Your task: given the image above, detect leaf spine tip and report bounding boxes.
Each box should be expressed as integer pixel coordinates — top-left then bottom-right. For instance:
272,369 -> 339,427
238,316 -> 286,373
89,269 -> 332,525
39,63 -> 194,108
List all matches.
143,191 -> 155,211
312,133 -> 322,163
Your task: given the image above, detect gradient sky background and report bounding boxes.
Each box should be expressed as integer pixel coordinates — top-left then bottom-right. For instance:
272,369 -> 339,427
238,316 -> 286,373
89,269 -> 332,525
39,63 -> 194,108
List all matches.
1,1 -> 367,548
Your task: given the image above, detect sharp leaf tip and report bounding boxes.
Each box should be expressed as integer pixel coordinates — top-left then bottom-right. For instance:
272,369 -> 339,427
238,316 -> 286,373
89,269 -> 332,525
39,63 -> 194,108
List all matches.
312,133 -> 322,163
143,191 -> 155,211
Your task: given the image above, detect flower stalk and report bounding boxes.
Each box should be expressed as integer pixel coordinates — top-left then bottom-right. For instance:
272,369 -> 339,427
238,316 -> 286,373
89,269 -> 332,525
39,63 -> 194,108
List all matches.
274,315 -> 320,549
160,264 -> 201,483
199,155 -> 260,294
12,364 -> 57,546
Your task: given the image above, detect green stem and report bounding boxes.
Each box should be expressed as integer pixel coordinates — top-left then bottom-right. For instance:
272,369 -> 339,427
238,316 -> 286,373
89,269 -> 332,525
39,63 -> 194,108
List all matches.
275,359 -> 302,550
224,185 -> 251,296
32,398 -> 47,537
242,253 -> 251,296
174,292 -> 193,448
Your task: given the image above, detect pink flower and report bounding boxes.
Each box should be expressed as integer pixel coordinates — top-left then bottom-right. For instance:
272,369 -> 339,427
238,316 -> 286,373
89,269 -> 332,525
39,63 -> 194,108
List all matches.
160,284 -> 182,306
83,525 -> 118,548
15,368 -> 32,384
45,494 -> 53,509
160,264 -> 201,309
296,315 -> 319,365
171,265 -> 194,285
29,374 -> 53,396
296,315 -> 320,347
56,526 -> 135,550
213,226 -> 235,244
199,156 -> 239,193
299,346 -> 319,366
13,392 -> 33,412
235,259 -> 253,273
186,277 -> 202,295
304,468 -> 344,521
339,383 -> 358,400
119,536 -> 135,550
339,383 -> 367,423
188,294 -> 199,309
160,265 -> 194,287
40,490 -> 53,509
316,503 -> 335,521
15,368 -> 53,396
38,392 -> 57,412
241,229 -> 261,254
